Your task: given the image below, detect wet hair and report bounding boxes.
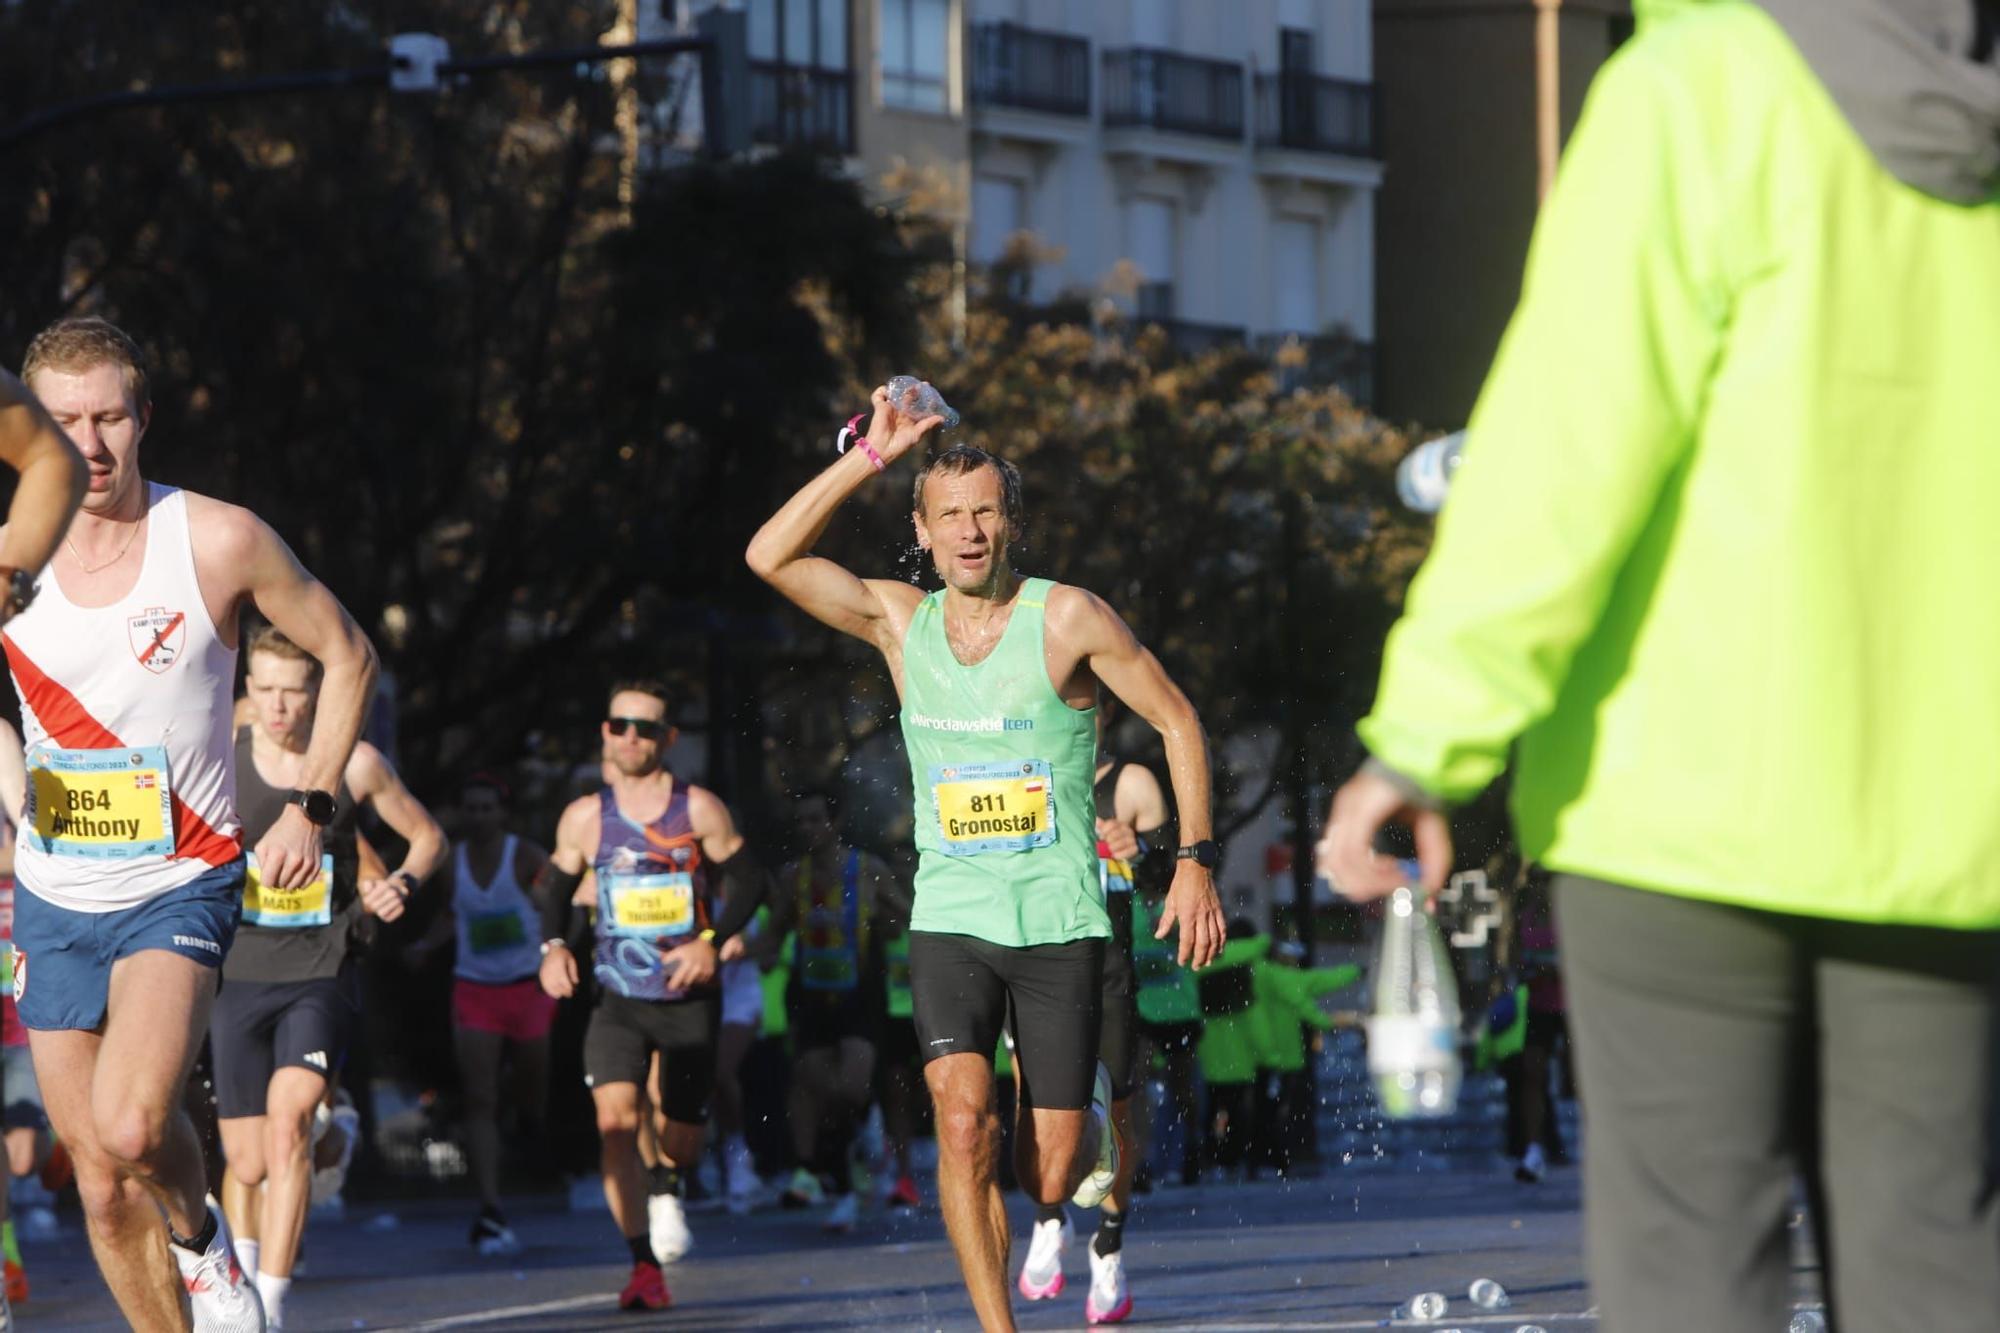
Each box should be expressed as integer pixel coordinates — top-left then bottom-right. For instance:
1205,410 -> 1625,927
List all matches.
22,316 -> 150,410
606,677 -> 670,714
462,771 -> 512,805
246,624 -> 323,684
912,445 -> 1024,530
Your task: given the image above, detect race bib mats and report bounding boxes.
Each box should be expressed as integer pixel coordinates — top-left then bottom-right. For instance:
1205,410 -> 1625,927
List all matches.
930,759 -> 1056,854
467,907 -> 530,955
601,871 -> 695,938
242,851 -> 335,929
25,745 -> 175,860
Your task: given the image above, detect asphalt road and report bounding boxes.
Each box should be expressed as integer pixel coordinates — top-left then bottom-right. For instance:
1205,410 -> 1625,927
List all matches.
12,1164 -> 1823,1330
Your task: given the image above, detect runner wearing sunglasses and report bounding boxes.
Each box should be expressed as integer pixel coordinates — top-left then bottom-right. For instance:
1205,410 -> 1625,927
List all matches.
534,679 -> 771,1312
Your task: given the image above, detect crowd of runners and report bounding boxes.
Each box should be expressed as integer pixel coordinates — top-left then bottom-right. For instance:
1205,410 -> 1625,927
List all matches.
0,316 -> 1276,1333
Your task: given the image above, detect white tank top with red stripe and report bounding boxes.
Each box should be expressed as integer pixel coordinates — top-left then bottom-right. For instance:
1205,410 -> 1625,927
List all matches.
2,484 -> 242,912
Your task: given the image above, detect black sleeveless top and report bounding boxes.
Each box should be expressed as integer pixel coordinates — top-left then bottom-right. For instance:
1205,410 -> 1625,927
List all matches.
1095,758 -> 1135,957
223,727 -> 362,983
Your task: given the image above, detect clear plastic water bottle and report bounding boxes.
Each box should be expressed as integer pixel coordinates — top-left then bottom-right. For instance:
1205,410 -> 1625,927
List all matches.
1395,431 -> 1465,512
1392,1291 -> 1448,1321
1513,1326 -> 1550,1333
1467,1278 -> 1510,1309
886,375 -> 961,429
1788,1312 -> 1828,1333
1366,885 -> 1462,1118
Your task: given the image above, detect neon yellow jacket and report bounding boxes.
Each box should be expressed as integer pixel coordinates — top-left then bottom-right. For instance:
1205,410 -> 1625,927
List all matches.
1359,2 -> 2000,928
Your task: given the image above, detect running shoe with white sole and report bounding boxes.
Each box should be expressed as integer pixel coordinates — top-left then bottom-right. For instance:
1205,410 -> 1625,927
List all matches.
823,1193 -> 860,1233
1086,1246 -> 1133,1325
1016,1211 -> 1071,1300
0,1282 -> 12,1333
1070,1063 -> 1120,1209
173,1206 -> 265,1332
648,1191 -> 692,1263
618,1260 -> 671,1311
725,1139 -> 761,1215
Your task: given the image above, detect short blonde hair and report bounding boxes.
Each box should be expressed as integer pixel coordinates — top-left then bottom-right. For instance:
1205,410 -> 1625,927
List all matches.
246,624 -> 321,682
22,317 -> 149,410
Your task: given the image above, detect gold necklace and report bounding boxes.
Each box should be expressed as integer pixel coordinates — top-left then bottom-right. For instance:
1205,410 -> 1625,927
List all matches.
64,519 -> 141,575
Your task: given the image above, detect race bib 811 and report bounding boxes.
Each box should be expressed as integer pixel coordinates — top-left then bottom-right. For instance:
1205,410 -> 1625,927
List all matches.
930,758 -> 1057,855
25,745 -> 175,860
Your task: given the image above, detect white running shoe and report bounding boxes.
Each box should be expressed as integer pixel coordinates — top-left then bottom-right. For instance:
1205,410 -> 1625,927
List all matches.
173,1206 -> 266,1332
0,1282 -> 13,1333
823,1193 -> 860,1233
1086,1246 -> 1133,1324
725,1138 -> 761,1215
1016,1211 -> 1071,1300
1071,1063 -> 1120,1209
648,1191 -> 692,1263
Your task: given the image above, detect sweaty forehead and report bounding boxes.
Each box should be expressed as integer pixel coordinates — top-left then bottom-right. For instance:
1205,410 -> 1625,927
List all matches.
610,691 -> 667,722
921,464 -> 1004,513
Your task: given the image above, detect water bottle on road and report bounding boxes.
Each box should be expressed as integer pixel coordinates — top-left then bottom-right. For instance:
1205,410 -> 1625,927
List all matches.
1366,883 -> 1462,1118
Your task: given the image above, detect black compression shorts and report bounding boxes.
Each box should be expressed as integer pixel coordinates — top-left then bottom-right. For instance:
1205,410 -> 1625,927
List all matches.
583,992 -> 721,1124
908,931 -> 1102,1110
1098,916 -> 1139,1100
209,967 -> 360,1119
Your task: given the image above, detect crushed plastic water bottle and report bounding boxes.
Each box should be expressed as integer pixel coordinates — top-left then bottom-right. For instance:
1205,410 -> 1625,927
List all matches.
886,375 -> 960,429
1395,431 -> 1465,512
1392,1290 -> 1449,1321
1366,885 -> 1463,1118
1468,1278 -> 1510,1309
1513,1326 -> 1550,1333
1788,1312 -> 1828,1333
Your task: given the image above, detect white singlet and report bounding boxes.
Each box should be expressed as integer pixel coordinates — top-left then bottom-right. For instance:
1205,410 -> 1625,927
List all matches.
1,484 -> 241,912
452,834 -> 542,985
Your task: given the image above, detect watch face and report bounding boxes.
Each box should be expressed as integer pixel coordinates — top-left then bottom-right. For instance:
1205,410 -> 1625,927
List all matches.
297,790 -> 338,824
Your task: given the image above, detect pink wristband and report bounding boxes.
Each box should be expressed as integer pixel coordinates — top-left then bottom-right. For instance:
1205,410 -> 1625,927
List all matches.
837,413 -> 886,472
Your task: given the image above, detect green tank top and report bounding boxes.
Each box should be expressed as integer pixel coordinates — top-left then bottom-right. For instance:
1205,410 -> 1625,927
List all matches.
899,577 -> 1109,947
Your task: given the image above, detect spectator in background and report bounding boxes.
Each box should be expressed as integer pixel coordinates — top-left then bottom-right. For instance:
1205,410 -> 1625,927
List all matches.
1503,871 -> 1569,1184
1322,4 -> 2000,1330
1195,920 -> 1268,1180
1249,942 -> 1358,1178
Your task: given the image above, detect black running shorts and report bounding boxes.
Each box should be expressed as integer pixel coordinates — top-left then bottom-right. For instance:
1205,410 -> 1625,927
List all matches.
1098,915 -> 1139,1101
209,967 -> 359,1119
908,931 -> 1102,1111
583,992 -> 721,1124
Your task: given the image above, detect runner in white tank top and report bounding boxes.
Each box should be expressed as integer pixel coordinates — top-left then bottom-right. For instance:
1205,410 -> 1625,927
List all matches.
9,317 -> 377,1333
406,774 -> 555,1259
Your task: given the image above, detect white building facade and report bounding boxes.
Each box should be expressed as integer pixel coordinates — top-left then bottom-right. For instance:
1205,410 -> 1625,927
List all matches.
672,0 -> 1380,402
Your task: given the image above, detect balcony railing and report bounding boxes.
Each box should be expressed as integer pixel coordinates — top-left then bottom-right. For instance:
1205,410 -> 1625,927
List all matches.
1253,72 -> 1377,158
750,61 -> 853,154
972,22 -> 1090,117
1255,333 -> 1377,406
1102,48 -> 1244,141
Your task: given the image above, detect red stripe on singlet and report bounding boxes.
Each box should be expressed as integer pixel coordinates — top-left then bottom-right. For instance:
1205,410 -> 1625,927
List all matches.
3,634 -> 242,867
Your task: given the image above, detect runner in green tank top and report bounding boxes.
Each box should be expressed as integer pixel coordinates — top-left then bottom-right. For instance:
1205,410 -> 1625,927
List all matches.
749,383 -> 1223,1333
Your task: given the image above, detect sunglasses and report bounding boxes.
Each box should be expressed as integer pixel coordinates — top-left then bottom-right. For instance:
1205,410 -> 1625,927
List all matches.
604,716 -> 668,741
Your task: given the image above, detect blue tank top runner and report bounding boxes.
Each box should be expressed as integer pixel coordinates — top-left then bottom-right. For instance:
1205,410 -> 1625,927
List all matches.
591,787 -> 713,1003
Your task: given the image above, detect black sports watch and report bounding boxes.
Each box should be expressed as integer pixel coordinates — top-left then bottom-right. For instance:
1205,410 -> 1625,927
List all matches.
1176,840 -> 1221,870
0,567 -> 35,620
288,788 -> 339,826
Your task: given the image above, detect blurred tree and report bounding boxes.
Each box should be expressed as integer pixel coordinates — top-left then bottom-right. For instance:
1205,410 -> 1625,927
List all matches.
0,1 -> 938,810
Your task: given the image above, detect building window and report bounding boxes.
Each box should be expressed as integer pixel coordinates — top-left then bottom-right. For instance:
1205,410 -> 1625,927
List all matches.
749,0 -> 847,69
971,175 -> 1026,265
881,0 -> 949,112
1271,216 -> 1321,333
1126,195 -> 1178,315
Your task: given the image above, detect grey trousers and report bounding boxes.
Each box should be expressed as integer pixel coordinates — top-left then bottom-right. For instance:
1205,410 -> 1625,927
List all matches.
1555,876 -> 2000,1333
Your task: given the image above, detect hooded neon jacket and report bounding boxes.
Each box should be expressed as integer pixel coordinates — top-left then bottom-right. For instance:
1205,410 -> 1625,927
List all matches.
1358,1 -> 2000,927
